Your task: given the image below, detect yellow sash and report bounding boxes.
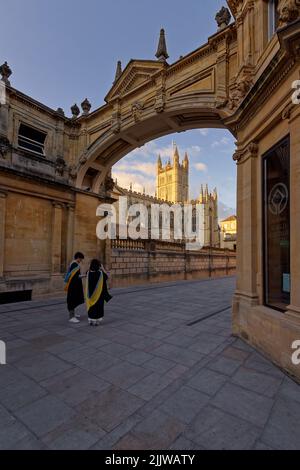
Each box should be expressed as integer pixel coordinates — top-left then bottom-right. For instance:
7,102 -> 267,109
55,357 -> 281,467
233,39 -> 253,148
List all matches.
86,271 -> 104,310
64,265 -> 80,292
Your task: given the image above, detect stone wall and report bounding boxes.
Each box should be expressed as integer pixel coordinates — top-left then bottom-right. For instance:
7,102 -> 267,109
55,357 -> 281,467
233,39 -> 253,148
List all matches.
109,239 -> 236,287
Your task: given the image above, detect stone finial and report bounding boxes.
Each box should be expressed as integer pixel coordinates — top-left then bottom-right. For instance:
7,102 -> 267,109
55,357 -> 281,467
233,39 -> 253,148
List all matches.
215,6 -> 232,30
114,61 -> 122,84
0,61 -> 12,86
71,103 -> 80,119
56,107 -> 65,116
155,29 -> 169,62
81,98 -> 92,116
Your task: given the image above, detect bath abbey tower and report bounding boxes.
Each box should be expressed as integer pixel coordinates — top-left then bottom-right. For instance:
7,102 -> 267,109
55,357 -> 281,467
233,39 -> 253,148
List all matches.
157,143 -> 189,203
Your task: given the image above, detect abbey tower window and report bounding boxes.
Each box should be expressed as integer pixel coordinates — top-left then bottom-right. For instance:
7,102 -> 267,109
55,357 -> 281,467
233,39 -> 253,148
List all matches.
18,123 -> 47,156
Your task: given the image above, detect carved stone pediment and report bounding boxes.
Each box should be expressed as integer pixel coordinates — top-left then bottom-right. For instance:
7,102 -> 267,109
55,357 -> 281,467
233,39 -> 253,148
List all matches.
105,60 -> 165,102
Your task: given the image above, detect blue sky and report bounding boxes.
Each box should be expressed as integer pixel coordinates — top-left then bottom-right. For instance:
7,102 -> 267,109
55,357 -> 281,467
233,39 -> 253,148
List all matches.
2,0 -> 236,216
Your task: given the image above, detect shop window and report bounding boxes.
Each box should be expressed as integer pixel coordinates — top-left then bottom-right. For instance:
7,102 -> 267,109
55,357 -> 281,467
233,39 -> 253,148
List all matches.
263,136 -> 290,311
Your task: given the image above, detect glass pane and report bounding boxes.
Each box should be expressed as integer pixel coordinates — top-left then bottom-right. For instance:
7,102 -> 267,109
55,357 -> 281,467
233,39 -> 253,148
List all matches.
263,137 -> 290,311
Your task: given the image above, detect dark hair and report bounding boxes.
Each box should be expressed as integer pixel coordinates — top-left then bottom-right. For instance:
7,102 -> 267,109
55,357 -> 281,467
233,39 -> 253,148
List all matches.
74,252 -> 85,260
89,259 -> 101,271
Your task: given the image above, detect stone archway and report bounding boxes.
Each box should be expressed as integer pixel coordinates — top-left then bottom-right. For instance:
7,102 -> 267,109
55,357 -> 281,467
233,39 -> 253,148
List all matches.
75,24 -> 239,193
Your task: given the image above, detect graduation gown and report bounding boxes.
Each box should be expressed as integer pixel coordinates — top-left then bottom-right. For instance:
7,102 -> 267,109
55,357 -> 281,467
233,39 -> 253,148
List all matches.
86,270 -> 112,320
65,261 -> 84,311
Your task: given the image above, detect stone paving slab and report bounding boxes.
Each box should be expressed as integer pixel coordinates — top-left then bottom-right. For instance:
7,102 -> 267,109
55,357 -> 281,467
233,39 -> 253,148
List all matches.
0,276 -> 299,449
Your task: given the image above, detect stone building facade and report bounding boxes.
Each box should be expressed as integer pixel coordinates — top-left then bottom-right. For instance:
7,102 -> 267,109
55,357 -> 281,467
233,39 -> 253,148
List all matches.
1,0 -> 300,379
220,215 -> 237,250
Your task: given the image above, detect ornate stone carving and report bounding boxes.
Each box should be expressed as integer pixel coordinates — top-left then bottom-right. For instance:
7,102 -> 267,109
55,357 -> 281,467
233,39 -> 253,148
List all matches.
155,90 -> 166,113
155,71 -> 167,114
131,101 -> 144,122
104,175 -> 115,192
0,136 -> 11,159
233,142 -> 258,163
215,7 -> 232,30
111,111 -> 121,134
247,142 -> 258,157
0,62 -> 12,86
228,77 -> 252,110
278,0 -> 300,28
232,149 -> 242,162
68,165 -> 77,181
71,103 -> 80,119
55,157 -> 66,176
81,98 -> 92,116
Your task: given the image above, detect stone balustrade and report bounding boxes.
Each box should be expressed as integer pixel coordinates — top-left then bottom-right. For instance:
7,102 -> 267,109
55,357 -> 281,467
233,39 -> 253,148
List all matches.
109,239 -> 236,287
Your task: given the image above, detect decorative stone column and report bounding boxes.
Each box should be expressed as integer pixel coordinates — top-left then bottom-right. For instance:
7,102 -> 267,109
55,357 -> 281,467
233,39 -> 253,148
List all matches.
0,192 -> 7,278
51,202 -> 63,274
232,142 -> 259,332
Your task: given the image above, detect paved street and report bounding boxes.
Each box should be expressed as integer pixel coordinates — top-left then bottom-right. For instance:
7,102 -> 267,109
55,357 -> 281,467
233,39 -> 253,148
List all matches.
0,276 -> 299,450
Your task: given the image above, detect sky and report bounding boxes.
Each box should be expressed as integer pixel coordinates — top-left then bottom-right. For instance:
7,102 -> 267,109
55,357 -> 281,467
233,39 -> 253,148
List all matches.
1,0 -> 236,218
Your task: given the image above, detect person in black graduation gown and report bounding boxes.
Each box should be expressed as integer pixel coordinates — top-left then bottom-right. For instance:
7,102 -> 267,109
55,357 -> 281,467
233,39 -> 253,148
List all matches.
86,259 -> 112,326
64,252 -> 85,324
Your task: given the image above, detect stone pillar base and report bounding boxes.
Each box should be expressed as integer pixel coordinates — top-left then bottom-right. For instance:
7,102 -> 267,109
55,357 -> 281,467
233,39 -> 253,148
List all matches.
233,294 -> 300,382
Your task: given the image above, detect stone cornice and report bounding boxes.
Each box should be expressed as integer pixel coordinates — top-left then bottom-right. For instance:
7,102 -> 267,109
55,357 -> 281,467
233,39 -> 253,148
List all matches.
7,86 -> 71,123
